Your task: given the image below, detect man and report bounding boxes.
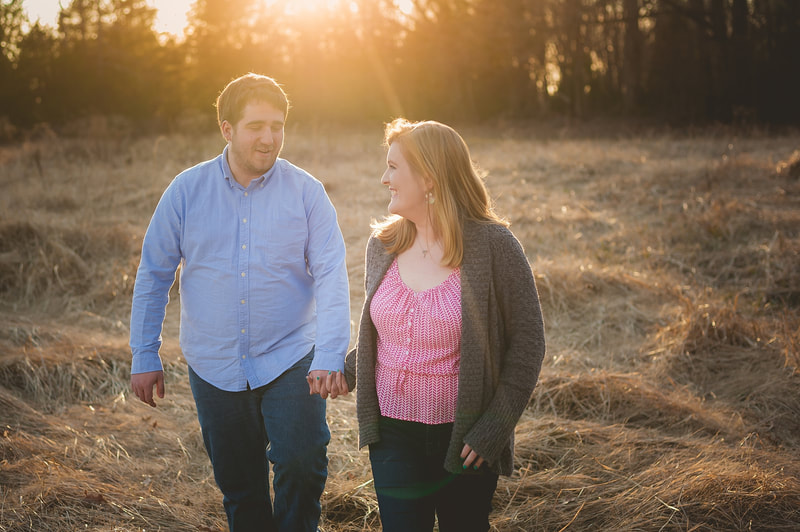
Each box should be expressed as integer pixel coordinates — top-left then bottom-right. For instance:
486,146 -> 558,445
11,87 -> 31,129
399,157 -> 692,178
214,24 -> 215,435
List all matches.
129,73 -> 350,531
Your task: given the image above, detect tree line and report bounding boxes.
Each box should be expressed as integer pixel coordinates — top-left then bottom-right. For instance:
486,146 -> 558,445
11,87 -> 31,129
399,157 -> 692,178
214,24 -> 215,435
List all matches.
0,0 -> 798,135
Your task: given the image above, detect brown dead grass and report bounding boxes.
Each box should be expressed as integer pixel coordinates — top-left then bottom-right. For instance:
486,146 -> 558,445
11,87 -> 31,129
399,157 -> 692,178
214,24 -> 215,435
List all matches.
1,124 -> 799,530
503,416 -> 800,531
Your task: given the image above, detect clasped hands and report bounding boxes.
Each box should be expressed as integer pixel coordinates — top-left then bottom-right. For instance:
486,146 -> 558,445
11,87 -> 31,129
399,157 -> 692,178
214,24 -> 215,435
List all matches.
306,369 -> 349,399
305,372 -> 485,466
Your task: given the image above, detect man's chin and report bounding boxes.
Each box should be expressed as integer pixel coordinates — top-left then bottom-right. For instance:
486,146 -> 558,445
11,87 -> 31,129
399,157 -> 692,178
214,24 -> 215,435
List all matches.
253,159 -> 277,175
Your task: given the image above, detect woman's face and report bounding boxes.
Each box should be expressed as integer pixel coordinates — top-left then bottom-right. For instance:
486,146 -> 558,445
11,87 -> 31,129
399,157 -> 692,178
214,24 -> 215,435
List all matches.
381,141 -> 430,223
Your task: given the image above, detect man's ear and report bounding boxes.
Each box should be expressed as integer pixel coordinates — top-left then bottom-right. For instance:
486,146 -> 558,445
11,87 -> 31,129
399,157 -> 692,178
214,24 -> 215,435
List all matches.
220,120 -> 232,142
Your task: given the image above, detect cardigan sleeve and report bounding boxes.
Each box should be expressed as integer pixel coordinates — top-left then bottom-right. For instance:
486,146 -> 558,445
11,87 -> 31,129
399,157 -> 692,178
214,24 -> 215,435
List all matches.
343,235 -> 384,392
462,228 -> 546,463
344,346 -> 357,392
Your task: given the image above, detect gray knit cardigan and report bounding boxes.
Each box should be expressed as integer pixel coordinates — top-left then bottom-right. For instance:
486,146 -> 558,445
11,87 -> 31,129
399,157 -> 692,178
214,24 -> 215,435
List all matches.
344,220 -> 546,476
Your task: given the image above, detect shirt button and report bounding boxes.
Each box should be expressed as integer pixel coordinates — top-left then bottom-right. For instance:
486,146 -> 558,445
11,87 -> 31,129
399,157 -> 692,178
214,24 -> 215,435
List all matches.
241,329 -> 246,334
410,308 -> 414,313
244,192 -> 248,197
241,272 -> 246,277
242,244 -> 246,250
242,218 -> 247,223
241,299 -> 245,304
241,355 -> 246,359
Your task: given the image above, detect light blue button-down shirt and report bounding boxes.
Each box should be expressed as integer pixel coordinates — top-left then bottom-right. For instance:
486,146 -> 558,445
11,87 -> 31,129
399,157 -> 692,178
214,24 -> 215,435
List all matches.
129,147 -> 350,392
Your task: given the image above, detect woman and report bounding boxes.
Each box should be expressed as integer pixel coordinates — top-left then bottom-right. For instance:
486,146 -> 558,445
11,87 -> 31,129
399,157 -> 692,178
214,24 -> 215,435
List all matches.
342,118 -> 545,531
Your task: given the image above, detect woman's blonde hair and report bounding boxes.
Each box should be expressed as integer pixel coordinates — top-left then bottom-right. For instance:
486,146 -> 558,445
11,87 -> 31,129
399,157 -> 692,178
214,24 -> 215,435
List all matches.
372,118 -> 507,267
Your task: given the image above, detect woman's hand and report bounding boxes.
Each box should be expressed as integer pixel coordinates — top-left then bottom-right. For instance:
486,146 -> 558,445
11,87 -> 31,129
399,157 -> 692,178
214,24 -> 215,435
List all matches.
306,370 -> 349,399
460,444 -> 485,470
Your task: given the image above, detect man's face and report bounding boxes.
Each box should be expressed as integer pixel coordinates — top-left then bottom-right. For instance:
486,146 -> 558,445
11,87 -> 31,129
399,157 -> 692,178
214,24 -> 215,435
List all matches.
222,100 -> 285,185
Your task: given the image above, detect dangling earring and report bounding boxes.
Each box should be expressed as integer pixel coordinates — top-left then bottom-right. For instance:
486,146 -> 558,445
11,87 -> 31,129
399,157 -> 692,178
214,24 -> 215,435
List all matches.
426,192 -> 435,205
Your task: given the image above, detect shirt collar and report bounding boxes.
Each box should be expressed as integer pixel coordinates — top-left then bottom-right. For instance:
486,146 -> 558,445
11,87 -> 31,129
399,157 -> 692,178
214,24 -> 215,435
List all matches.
220,145 -> 278,189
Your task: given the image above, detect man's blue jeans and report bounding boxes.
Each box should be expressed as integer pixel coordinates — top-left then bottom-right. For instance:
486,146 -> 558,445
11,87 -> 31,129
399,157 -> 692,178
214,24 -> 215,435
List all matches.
188,349 -> 329,532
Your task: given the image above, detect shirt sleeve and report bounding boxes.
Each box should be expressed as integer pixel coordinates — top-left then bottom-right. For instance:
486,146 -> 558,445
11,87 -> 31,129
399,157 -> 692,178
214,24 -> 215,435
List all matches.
303,181 -> 351,373
129,180 -> 183,374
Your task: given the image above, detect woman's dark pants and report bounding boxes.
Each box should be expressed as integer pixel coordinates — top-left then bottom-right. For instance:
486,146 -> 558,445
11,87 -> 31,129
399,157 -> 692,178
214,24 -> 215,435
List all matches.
369,416 -> 499,532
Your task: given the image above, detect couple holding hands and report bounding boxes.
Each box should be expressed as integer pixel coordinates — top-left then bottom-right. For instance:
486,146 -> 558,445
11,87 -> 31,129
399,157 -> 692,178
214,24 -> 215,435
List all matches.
130,73 -> 545,532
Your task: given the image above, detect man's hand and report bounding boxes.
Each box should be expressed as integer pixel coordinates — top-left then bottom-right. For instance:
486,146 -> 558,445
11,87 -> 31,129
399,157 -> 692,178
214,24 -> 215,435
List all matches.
306,370 -> 349,399
131,370 -> 165,407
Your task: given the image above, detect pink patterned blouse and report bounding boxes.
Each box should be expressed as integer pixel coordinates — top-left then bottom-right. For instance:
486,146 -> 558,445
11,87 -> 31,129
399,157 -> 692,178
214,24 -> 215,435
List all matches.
370,258 -> 462,425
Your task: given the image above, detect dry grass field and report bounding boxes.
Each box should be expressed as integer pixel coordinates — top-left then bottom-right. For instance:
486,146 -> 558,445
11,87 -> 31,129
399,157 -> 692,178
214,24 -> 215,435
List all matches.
1,120 -> 799,531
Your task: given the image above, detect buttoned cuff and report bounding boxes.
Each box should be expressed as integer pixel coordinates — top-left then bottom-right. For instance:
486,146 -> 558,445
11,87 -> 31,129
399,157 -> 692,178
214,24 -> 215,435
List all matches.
131,352 -> 165,374
308,349 -> 345,373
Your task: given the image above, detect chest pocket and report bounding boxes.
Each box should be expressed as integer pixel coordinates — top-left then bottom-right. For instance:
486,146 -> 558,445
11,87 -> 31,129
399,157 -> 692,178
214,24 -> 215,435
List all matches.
252,213 -> 308,267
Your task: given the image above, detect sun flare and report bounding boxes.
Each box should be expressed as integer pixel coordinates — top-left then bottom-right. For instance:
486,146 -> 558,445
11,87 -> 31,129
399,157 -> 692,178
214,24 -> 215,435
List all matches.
151,0 -> 193,37
397,0 -> 413,15
23,0 -> 416,37
274,0 -> 413,16
279,0 -> 349,15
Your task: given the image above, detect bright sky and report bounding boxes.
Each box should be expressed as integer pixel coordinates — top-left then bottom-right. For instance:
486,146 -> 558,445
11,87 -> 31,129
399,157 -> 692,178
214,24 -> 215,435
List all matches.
23,0 -> 195,37
22,0 -> 414,37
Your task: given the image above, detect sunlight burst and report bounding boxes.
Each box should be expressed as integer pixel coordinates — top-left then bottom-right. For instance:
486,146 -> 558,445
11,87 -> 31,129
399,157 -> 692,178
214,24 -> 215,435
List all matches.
397,0 -> 414,15
280,0 -> 346,15
151,0 -> 193,37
